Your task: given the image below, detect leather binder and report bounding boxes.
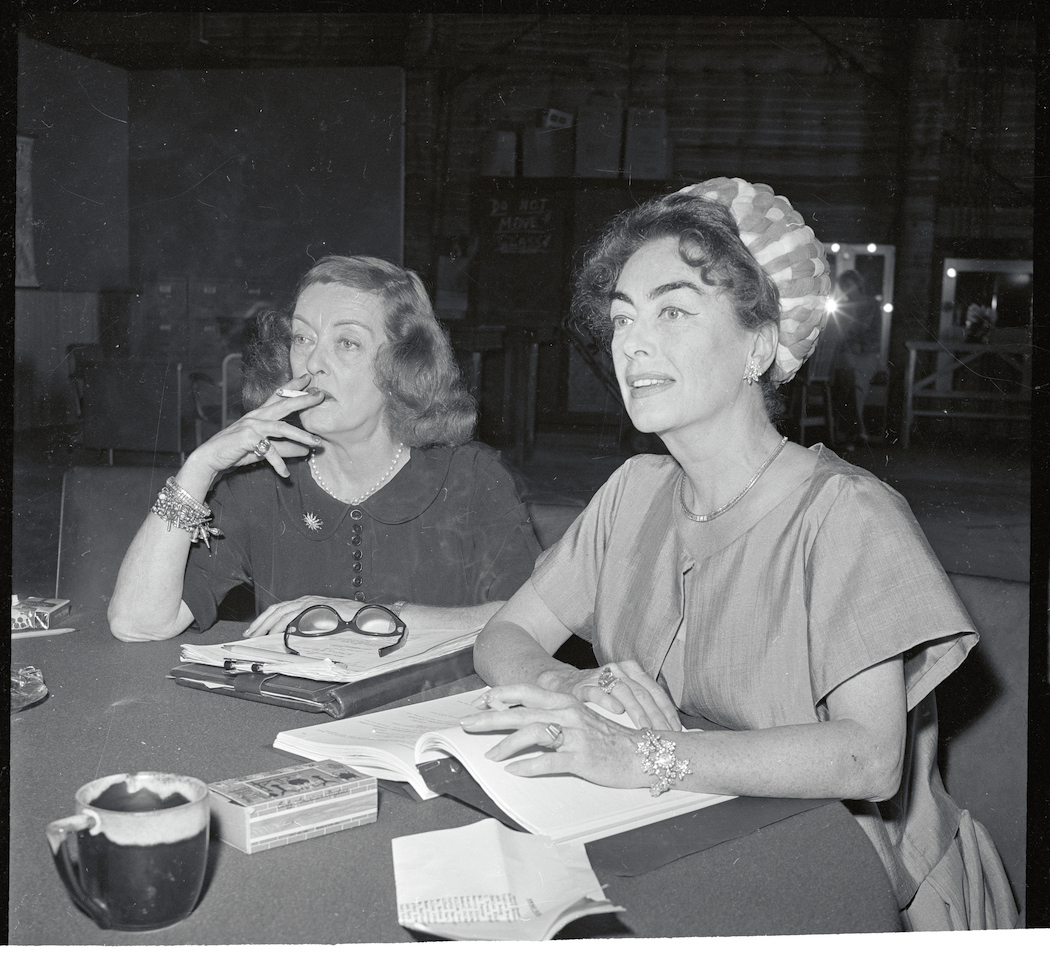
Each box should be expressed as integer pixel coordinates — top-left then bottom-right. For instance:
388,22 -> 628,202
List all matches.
168,645 -> 476,719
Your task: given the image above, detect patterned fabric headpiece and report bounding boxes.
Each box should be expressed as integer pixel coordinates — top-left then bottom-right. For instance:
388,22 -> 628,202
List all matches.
676,177 -> 831,384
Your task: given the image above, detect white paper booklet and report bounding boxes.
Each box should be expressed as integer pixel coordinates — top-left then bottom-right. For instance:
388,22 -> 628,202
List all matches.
274,689 -> 736,845
392,818 -> 623,941
181,625 -> 479,682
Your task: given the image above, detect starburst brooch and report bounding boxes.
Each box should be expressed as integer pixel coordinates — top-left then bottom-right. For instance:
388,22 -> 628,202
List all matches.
302,512 -> 323,531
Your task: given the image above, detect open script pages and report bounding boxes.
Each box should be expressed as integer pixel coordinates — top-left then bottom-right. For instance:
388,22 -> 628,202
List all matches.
275,689 -> 737,844
274,690 -> 484,797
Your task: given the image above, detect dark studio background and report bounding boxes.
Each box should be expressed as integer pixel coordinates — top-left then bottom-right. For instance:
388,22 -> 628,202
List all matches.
8,6 -> 1043,935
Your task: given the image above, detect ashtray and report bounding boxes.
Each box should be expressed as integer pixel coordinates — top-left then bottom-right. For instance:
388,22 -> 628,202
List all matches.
11,664 -> 48,712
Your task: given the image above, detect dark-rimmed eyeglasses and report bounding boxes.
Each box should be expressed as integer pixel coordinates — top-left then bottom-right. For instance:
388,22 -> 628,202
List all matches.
283,604 -> 407,659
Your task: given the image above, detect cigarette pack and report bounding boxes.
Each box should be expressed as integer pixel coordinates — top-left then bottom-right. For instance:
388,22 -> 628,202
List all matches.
208,760 -> 377,855
11,596 -> 71,632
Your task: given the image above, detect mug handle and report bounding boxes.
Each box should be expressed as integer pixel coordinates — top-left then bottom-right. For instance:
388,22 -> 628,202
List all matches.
46,811 -> 113,929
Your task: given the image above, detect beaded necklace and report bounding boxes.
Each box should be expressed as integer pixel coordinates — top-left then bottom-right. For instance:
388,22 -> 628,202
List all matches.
309,443 -> 405,505
678,435 -> 788,523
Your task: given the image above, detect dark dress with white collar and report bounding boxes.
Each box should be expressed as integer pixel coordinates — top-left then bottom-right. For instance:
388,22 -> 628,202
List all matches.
182,443 -> 540,630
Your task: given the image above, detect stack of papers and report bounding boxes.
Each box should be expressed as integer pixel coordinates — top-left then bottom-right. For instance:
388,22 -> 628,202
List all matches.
392,818 -> 622,941
181,626 -> 479,683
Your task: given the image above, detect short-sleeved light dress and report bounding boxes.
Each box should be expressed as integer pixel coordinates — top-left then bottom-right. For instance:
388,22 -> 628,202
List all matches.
530,443 -> 1017,930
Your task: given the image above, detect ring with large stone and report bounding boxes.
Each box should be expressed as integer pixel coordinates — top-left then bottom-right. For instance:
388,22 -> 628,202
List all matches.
252,438 -> 272,457
598,667 -> 620,694
545,722 -> 564,748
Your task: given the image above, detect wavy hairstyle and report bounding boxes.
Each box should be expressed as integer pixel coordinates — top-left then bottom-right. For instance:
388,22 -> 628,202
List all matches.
571,192 -> 785,421
243,256 -> 476,447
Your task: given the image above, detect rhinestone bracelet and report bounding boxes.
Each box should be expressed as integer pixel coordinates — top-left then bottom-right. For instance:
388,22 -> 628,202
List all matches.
151,476 -> 223,549
637,729 -> 692,797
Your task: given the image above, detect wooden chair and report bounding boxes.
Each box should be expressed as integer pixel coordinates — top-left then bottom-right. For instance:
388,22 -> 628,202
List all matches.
938,571 -> 1029,912
55,465 -> 255,620
79,358 -> 189,463
65,342 -> 105,418
526,501 -> 584,551
796,332 -> 839,445
191,351 -> 244,446
525,501 -> 596,668
55,466 -> 166,614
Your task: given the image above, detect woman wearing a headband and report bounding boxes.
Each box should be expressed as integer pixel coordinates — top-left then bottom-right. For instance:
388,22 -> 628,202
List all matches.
465,180 -> 1016,931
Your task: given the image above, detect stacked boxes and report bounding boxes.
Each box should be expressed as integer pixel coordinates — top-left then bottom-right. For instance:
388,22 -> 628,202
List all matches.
480,130 -> 518,177
522,108 -> 576,178
623,107 -> 670,180
574,96 -> 623,178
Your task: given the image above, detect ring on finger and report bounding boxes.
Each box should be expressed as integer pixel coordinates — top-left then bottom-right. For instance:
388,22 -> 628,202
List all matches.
545,722 -> 564,749
598,667 -> 620,694
253,438 -> 272,457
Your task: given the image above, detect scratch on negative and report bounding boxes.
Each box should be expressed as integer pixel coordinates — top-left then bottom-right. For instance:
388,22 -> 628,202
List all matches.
95,698 -> 150,776
94,711 -> 117,779
58,184 -> 104,206
129,155 -> 240,211
78,77 -> 128,124
109,697 -> 149,709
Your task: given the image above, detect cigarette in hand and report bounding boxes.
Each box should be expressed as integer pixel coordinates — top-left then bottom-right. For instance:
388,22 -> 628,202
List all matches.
276,388 -> 311,398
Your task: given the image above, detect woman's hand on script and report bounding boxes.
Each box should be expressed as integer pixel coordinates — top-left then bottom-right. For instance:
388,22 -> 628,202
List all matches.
190,373 -> 325,479
461,684 -> 653,789
244,595 -> 368,639
542,660 -> 682,732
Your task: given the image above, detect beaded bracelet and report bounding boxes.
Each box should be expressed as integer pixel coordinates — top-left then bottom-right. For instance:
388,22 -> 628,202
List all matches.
637,729 -> 692,797
151,476 -> 223,549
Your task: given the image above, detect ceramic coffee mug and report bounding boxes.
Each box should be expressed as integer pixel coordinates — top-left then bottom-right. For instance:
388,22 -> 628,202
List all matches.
46,771 -> 210,931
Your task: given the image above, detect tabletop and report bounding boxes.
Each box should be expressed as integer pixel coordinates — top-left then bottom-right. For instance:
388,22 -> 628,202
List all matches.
9,615 -> 902,942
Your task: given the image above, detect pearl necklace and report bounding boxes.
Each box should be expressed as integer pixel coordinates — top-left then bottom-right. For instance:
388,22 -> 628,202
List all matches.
678,435 -> 788,523
309,443 -> 405,505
